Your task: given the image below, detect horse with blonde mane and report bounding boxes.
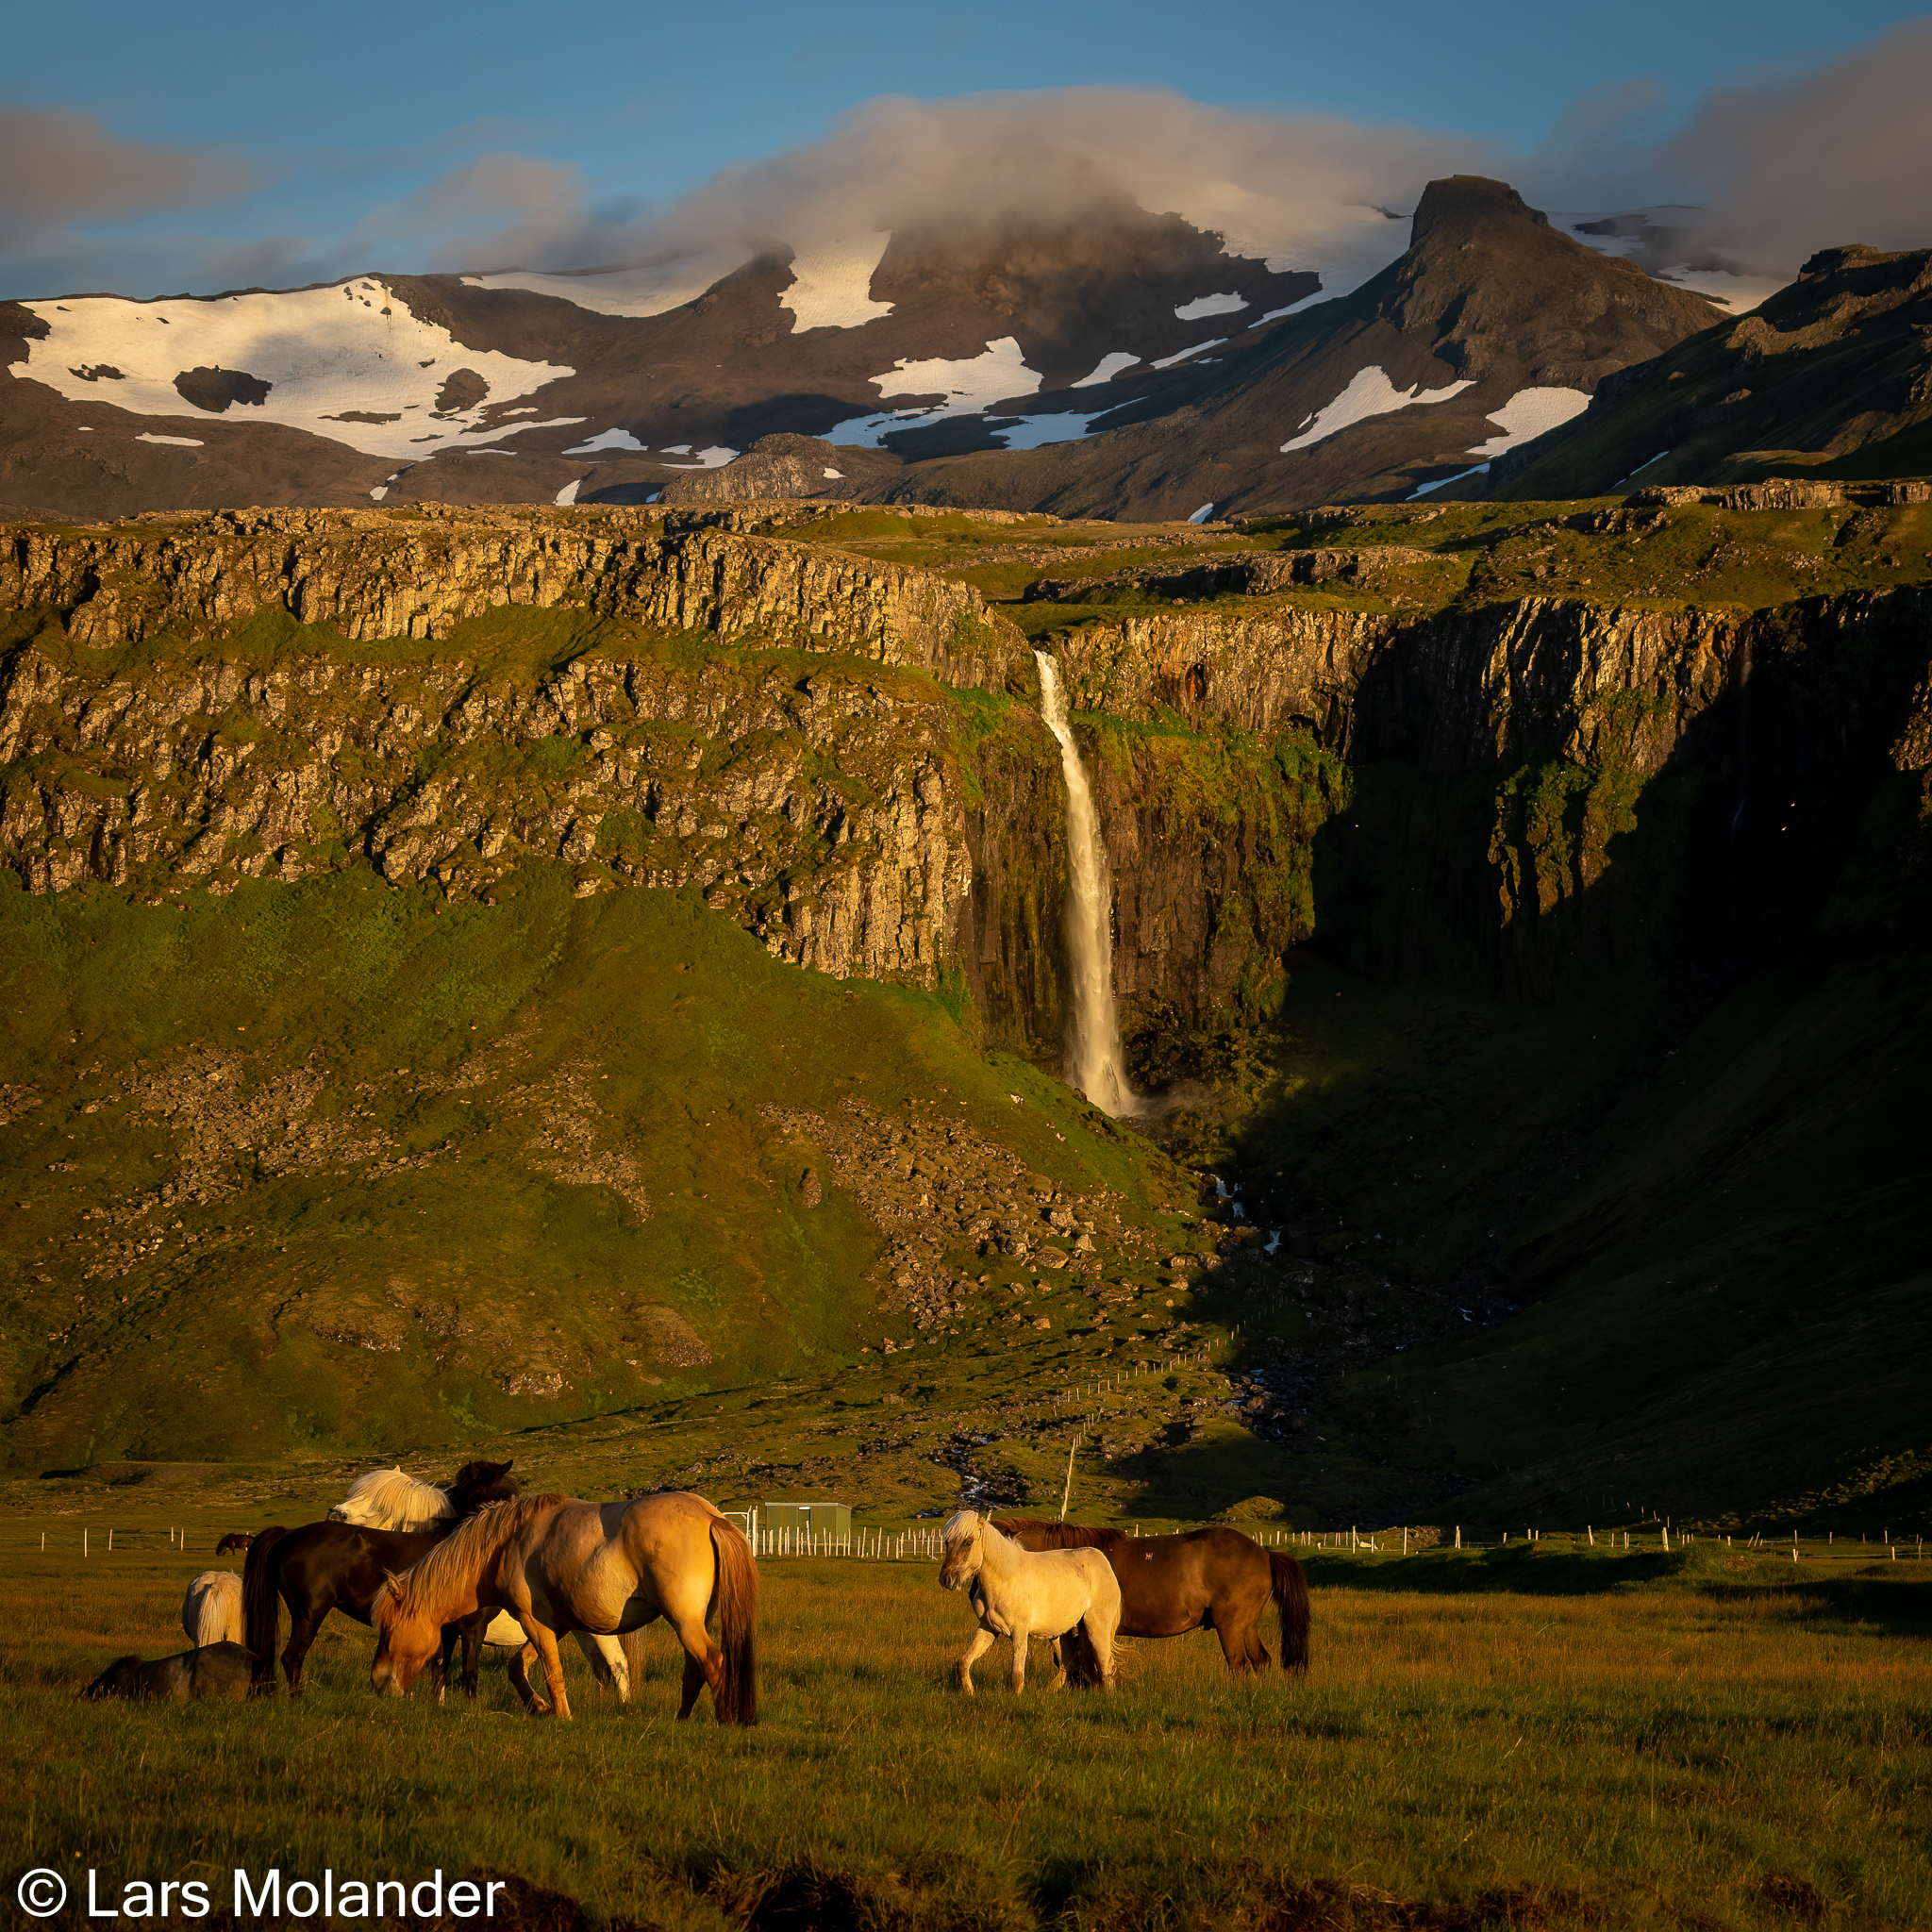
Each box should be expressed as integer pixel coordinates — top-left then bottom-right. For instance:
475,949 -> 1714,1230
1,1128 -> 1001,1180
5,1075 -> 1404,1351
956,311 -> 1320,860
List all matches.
324,1461 -> 636,1706
327,1466 -> 451,1530
180,1570 -> 242,1648
372,1491 -> 757,1724
938,1509 -> 1121,1694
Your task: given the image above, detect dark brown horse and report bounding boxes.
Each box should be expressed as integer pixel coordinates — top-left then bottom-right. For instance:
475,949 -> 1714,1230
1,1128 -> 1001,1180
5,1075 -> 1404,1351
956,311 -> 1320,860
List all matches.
243,1460 -> 515,1694
992,1518 -> 1310,1679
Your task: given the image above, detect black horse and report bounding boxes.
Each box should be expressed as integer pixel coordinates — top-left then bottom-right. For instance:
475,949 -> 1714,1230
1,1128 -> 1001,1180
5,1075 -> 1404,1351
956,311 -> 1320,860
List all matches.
243,1459 -> 516,1694
85,1642 -> 257,1701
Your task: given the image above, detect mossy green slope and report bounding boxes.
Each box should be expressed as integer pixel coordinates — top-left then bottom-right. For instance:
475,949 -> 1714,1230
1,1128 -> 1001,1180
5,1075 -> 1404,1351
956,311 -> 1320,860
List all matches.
0,866 -> 1191,1473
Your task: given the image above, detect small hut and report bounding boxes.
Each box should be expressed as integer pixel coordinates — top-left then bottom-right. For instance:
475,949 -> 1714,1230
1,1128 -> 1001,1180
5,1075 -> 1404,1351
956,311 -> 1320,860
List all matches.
758,1501 -> 850,1553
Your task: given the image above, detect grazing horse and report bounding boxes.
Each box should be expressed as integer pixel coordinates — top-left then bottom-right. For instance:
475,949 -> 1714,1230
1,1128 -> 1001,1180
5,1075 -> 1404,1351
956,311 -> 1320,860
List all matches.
371,1491 -> 757,1725
215,1533 -> 254,1556
85,1643 -> 256,1701
243,1460 -> 517,1695
324,1461 -> 636,1705
181,1570 -> 242,1648
992,1517 -> 1310,1681
939,1509 -> 1121,1695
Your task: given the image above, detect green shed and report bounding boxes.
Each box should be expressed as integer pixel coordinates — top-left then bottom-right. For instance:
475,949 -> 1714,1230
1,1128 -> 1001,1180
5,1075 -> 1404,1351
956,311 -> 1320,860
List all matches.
758,1501 -> 850,1550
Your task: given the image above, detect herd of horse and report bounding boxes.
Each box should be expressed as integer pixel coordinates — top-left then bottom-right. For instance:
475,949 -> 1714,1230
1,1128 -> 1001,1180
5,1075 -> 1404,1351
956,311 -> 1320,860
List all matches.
82,1460 -> 1311,1722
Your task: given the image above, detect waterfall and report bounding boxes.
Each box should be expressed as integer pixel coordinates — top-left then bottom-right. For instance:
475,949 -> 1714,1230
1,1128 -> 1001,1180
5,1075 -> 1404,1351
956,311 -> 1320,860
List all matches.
1035,650 -> 1139,1116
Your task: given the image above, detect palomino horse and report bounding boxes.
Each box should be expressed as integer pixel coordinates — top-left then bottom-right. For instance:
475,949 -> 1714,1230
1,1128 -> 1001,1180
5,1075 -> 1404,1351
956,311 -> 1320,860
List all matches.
992,1518 -> 1310,1680
372,1491 -> 758,1725
939,1509 -> 1121,1694
325,1461 -> 637,1706
243,1459 -> 517,1695
180,1570 -> 242,1648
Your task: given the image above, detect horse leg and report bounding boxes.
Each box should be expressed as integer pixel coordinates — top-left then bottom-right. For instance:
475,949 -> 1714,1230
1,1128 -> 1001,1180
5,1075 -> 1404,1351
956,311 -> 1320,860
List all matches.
521,1623 -> 574,1721
461,1616 -> 488,1700
958,1627 -> 994,1695
1213,1614 -> 1265,1674
1085,1613 -> 1119,1691
669,1609 -> 724,1722
281,1605 -> 327,1696
1010,1624 -> 1031,1696
1044,1636 -> 1068,1692
508,1642 -> 552,1715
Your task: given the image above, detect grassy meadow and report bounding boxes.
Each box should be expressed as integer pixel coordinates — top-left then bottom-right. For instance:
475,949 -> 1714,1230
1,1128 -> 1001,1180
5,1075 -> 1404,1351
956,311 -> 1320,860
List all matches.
3,1502 -> 1927,1931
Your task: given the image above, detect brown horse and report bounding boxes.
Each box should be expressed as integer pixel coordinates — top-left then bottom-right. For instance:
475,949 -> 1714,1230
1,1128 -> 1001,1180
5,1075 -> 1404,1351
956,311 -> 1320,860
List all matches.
992,1517 -> 1310,1679
243,1459 -> 516,1695
371,1491 -> 758,1724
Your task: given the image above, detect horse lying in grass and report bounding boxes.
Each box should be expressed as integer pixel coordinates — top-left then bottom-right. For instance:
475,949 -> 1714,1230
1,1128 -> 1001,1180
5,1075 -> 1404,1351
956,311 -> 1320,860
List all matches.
992,1517 -> 1310,1683
85,1642 -> 256,1701
372,1491 -> 758,1724
181,1570 -> 242,1648
325,1460 -> 637,1707
244,1459 -> 517,1695
939,1509 -> 1121,1695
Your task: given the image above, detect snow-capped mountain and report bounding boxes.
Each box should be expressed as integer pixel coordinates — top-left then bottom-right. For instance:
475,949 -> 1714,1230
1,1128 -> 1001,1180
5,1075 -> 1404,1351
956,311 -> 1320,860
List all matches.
1,178 -> 1748,522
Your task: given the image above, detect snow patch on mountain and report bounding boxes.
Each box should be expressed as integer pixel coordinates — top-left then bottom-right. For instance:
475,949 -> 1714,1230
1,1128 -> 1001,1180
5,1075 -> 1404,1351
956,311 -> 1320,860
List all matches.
136,433 -> 203,447
1462,387 -> 1592,458
781,233 -> 895,330
839,337 -> 1041,445
1280,366 -> 1476,452
987,409 -> 1114,450
19,281 -> 575,460
1175,291 -> 1248,320
1071,352 -> 1141,387
563,427 -> 651,456
1152,338 -> 1226,369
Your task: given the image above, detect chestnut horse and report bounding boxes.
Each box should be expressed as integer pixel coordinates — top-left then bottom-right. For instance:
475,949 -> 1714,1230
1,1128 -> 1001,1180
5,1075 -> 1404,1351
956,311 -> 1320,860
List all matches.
243,1459 -> 516,1694
992,1517 -> 1310,1680
371,1491 -> 757,1724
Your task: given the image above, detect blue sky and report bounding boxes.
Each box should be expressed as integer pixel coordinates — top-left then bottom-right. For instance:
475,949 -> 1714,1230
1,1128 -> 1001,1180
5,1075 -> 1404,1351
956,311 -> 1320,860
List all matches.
6,2 -> 1930,296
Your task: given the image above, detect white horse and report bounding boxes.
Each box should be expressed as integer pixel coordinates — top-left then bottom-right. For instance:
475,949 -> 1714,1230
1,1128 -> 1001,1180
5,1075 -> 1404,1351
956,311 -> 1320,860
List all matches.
327,1467 -> 450,1530
938,1508 -> 1121,1694
180,1570 -> 242,1647
326,1465 -> 636,1701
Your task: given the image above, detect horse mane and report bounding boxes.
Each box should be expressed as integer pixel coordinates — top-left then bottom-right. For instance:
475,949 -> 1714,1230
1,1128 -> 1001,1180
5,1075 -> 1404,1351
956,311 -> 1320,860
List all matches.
378,1494 -> 558,1630
991,1514 -> 1125,1550
330,1466 -> 454,1531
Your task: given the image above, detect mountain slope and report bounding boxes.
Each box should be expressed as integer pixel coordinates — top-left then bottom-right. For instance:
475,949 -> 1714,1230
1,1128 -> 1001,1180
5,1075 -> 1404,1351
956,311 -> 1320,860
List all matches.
1486,242 -> 1932,499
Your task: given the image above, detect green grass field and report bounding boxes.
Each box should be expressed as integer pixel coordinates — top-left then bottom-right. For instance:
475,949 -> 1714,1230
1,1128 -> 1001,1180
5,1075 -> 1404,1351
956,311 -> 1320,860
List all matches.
5,1500 -> 1928,1931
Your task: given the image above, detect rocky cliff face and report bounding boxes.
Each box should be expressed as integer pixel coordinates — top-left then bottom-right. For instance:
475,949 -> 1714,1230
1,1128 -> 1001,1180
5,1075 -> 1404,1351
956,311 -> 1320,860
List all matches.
5,505 -> 1928,1072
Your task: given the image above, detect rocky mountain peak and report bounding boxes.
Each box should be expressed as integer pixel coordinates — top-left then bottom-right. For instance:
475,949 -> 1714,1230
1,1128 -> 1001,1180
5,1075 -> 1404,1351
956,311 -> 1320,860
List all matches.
1407,174 -> 1550,247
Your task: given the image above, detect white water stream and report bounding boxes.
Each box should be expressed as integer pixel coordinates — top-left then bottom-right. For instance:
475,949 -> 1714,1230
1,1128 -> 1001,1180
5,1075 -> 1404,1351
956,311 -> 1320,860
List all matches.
1035,650 -> 1140,1115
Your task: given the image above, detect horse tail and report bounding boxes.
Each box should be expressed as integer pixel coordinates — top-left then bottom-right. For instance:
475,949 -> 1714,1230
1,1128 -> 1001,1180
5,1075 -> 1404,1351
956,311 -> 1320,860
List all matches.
708,1516 -> 759,1726
192,1575 -> 236,1648
243,1527 -> 289,1691
1271,1552 -> 1311,1675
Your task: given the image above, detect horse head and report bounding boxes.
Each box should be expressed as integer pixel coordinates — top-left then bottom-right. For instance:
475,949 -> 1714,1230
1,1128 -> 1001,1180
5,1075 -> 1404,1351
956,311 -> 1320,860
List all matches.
447,1459 -> 517,1513
938,1510 -> 983,1591
368,1571 -> 434,1697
